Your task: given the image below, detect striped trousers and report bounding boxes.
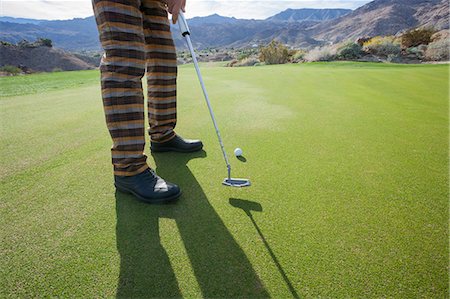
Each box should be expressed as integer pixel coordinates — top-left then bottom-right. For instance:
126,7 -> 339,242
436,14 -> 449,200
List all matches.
92,0 -> 177,176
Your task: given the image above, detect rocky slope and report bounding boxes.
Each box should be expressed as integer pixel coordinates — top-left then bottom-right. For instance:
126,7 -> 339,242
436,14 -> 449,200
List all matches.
309,0 -> 449,43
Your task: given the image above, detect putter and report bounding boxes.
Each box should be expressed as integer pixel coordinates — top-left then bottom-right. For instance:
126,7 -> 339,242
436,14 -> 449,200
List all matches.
178,11 -> 250,188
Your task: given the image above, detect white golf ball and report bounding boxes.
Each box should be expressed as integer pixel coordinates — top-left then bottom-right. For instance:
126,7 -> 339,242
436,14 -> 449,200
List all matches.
234,148 -> 243,157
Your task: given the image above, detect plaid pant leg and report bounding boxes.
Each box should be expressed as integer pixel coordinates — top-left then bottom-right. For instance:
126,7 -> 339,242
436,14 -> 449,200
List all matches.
141,0 -> 178,143
92,0 -> 150,176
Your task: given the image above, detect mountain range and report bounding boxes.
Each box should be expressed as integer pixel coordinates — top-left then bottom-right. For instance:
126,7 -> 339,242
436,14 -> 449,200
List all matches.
0,0 -> 448,51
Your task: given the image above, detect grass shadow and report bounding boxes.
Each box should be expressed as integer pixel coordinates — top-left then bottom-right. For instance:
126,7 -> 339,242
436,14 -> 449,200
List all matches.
229,198 -> 300,299
115,150 -> 269,298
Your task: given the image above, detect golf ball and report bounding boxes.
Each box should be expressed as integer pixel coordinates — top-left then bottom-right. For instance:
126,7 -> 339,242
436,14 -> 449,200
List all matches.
234,148 -> 243,157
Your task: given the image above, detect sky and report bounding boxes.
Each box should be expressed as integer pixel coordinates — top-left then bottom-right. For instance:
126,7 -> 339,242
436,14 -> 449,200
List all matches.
0,0 -> 372,20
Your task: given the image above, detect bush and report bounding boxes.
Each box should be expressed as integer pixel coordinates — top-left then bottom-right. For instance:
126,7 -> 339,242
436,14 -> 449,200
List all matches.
363,36 -> 401,57
229,57 -> 260,67
0,41 -> 13,46
235,57 -> 259,67
36,38 -> 53,47
304,45 -> 337,62
237,48 -> 258,61
425,39 -> 450,61
356,36 -> 371,46
52,67 -> 63,72
406,46 -> 424,59
401,27 -> 437,48
386,54 -> 401,63
406,44 -> 428,59
259,40 -> 290,65
336,41 -> 363,60
291,50 -> 306,62
226,59 -> 238,67
18,39 -> 36,48
0,65 -> 22,75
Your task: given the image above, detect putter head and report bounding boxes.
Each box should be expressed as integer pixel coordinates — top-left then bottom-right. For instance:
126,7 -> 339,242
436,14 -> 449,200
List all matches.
223,178 -> 251,187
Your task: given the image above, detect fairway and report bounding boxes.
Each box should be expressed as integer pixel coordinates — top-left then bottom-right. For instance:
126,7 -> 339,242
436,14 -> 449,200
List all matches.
1,62 -> 448,298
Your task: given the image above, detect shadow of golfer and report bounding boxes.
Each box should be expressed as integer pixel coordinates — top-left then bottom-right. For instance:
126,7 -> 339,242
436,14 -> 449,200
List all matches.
229,198 -> 300,299
115,150 -> 269,298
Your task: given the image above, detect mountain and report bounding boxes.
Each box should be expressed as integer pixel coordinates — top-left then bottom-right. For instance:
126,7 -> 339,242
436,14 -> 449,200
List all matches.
0,16 -> 100,51
0,17 -> 42,24
310,0 -> 449,43
414,0 -> 450,30
187,14 -> 240,26
0,1 -> 448,51
171,19 -> 322,49
267,8 -> 352,22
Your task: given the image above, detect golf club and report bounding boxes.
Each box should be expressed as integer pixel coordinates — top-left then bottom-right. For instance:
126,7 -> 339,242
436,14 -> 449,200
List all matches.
178,11 -> 250,188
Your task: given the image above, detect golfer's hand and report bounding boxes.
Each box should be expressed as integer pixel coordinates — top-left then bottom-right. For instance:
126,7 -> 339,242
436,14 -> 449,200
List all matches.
163,0 -> 186,24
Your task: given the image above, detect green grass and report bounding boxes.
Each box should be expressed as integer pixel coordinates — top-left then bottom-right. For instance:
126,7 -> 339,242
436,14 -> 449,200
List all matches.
1,62 -> 448,298
0,70 -> 98,97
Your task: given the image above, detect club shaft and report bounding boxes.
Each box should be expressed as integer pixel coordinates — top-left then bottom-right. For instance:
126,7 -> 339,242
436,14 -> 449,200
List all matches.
180,14 -> 231,178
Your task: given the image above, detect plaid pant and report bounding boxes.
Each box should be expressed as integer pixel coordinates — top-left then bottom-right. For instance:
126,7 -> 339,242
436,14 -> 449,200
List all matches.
92,0 -> 177,176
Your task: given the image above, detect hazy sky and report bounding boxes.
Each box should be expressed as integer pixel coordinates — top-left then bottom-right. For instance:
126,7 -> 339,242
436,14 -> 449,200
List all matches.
0,0 -> 372,20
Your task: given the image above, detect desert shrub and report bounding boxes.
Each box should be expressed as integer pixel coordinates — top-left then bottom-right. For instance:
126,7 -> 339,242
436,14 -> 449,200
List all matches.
290,49 -> 306,62
259,40 -> 290,65
18,39 -> 36,48
36,38 -> 53,47
356,36 -> 371,46
233,57 -> 259,67
386,54 -> 401,63
304,45 -> 337,62
336,41 -> 363,60
363,36 -> 401,56
0,65 -> 21,75
406,44 -> 428,59
424,39 -> 450,61
0,41 -> 13,46
237,48 -> 258,61
237,52 -> 250,61
226,59 -> 239,67
401,27 -> 437,48
406,46 -> 425,59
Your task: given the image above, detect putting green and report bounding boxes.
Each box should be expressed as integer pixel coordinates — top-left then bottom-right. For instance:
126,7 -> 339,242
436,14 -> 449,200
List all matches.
1,62 -> 448,298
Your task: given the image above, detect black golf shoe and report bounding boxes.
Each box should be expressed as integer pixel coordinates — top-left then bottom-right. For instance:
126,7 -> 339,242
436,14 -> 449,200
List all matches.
114,168 -> 181,204
151,135 -> 203,153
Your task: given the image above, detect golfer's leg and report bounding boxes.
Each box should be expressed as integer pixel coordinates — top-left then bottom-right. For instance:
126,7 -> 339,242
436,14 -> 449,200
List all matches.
142,0 -> 178,143
92,0 -> 148,176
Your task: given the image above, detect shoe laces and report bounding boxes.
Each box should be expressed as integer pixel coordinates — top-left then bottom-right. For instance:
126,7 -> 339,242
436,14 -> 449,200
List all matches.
146,168 -> 159,182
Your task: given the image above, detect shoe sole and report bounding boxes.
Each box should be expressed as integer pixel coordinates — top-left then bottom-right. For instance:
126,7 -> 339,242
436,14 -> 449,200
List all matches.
151,145 -> 203,153
115,184 -> 181,204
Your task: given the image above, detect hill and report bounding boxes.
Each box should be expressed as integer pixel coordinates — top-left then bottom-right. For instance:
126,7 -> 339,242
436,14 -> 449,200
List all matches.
0,44 -> 96,72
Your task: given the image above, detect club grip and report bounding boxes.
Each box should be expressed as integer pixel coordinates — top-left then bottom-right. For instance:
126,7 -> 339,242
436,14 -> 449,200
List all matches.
178,10 -> 190,36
